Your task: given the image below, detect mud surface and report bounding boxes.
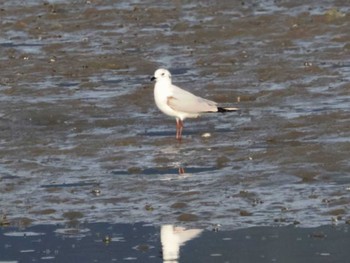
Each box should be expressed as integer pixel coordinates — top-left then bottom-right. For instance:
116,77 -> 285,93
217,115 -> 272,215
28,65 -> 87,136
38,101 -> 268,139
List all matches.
0,1 -> 350,229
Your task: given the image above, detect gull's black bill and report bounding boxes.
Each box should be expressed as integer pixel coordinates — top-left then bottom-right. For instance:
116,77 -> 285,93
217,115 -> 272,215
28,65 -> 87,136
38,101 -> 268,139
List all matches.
151,76 -> 156,81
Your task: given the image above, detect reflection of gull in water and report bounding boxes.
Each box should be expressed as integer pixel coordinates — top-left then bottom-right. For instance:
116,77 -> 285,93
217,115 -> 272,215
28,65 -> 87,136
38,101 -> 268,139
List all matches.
161,224 -> 203,262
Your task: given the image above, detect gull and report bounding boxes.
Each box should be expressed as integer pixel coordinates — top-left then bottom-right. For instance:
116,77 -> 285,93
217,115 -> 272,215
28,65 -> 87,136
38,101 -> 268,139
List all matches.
151,68 -> 238,140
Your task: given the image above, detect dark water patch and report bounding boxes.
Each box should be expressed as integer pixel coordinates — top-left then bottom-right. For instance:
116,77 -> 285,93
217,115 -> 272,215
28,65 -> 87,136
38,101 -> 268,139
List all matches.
112,166 -> 218,176
101,78 -> 125,85
0,42 -> 44,48
57,81 -> 80,87
0,222 -> 159,262
40,182 -> 99,189
143,127 -> 235,137
142,129 -> 177,137
0,174 -> 20,180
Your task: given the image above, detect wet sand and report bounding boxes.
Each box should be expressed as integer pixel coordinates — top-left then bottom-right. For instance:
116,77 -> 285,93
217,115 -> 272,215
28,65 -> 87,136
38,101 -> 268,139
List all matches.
0,0 -> 350,240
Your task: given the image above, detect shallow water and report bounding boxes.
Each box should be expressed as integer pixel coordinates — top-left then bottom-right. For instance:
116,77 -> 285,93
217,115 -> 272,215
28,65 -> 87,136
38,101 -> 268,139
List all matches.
0,0 -> 350,231
1,223 -> 350,263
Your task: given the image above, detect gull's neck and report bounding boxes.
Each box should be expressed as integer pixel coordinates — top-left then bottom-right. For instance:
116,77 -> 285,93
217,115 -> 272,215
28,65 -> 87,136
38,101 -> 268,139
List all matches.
156,78 -> 172,87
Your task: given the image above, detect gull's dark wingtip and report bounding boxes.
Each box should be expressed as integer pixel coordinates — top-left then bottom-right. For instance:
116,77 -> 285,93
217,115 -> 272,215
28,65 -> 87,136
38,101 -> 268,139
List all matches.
217,107 -> 239,112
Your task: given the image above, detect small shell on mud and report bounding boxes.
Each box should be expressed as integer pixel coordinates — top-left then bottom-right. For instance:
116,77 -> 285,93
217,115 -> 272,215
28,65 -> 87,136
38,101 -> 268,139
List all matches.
91,189 -> 101,196
201,132 -> 211,138
325,8 -> 345,19
240,210 -> 253,216
103,235 -> 112,244
0,215 -> 10,226
144,204 -> 154,211
304,61 -> 313,67
212,224 -> 221,232
331,217 -> 338,224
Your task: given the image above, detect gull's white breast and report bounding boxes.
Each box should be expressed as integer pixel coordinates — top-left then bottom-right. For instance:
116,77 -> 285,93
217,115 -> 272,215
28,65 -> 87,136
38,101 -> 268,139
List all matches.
154,81 -> 198,120
154,81 -> 177,117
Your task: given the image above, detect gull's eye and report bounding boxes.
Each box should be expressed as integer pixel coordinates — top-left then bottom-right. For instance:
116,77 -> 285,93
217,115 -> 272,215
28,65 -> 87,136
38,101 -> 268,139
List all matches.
161,73 -> 165,76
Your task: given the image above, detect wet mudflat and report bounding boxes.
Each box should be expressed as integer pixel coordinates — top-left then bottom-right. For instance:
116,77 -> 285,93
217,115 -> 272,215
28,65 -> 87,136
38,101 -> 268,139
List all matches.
0,0 -> 350,258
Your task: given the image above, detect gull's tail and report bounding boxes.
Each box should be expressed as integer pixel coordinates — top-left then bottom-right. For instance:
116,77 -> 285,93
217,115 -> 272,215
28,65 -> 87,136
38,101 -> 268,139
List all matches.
217,107 -> 239,112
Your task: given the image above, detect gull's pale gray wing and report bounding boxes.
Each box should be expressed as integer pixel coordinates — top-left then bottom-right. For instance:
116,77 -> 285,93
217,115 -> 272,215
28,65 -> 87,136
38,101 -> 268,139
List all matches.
167,86 -> 218,113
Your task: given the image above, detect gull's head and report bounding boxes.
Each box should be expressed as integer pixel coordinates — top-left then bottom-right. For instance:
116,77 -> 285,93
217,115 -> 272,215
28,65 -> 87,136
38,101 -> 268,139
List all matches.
151,68 -> 172,83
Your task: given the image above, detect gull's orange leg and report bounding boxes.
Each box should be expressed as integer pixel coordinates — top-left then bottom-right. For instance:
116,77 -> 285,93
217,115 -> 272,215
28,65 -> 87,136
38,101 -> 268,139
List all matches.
176,118 -> 184,141
178,167 -> 185,175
